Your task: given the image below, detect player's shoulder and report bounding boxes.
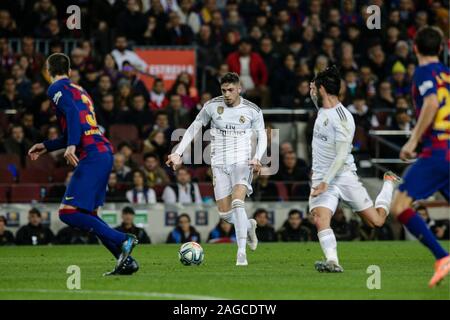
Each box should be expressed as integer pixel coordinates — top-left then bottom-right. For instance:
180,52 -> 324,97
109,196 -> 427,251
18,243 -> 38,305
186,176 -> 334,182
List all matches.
329,104 -> 351,122
204,96 -> 224,108
241,98 -> 261,113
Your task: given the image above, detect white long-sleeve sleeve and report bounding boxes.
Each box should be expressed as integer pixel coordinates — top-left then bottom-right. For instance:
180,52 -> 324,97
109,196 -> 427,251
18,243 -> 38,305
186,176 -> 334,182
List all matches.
174,105 -> 211,156
322,140 -> 351,184
252,111 -> 267,161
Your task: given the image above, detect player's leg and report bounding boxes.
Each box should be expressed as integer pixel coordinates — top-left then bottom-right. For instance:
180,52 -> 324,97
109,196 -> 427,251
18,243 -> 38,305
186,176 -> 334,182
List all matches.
391,157 -> 449,287
213,166 -> 235,224
231,184 -> 251,266
309,182 -> 342,272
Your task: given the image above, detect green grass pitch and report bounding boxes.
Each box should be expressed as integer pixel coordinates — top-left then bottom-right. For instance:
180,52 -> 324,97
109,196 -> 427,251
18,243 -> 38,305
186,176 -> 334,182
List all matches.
0,242 -> 449,300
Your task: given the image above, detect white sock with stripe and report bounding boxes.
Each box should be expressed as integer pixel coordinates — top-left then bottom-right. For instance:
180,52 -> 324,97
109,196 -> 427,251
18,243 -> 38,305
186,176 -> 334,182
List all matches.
318,228 -> 339,263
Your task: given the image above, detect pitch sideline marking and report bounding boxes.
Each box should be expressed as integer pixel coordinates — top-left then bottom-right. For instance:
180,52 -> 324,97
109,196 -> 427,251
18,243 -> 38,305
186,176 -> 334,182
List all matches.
0,288 -> 227,300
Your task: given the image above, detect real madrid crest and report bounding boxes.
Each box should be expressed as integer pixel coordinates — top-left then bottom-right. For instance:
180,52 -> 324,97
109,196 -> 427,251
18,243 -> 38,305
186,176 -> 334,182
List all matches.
239,116 -> 245,123
217,106 -> 224,114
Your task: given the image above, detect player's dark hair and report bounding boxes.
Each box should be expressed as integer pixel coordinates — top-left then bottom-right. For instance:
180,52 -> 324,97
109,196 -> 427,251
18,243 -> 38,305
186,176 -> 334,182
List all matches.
29,208 -> 41,217
414,26 -> 442,56
122,206 -> 135,215
220,72 -> 240,86
312,65 -> 341,96
47,53 -> 70,77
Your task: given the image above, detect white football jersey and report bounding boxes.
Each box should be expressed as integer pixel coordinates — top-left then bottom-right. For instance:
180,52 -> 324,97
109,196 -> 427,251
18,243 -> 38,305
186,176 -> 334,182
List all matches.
194,96 -> 265,166
311,103 -> 357,180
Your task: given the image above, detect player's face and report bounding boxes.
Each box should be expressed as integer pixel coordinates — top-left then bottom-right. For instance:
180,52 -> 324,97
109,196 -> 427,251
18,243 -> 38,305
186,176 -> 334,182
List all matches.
221,82 -> 241,106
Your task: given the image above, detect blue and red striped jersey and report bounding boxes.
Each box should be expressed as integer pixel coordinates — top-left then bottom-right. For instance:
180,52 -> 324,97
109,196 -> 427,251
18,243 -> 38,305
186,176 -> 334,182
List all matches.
43,78 -> 113,159
411,62 -> 450,159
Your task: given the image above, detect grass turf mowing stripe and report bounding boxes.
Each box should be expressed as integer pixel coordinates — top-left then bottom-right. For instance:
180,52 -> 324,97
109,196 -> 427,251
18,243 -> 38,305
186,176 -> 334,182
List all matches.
0,289 -> 227,300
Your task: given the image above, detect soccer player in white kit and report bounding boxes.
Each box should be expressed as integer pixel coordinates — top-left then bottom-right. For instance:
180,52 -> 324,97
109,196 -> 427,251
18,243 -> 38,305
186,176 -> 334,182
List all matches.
166,72 -> 267,266
309,66 -> 401,272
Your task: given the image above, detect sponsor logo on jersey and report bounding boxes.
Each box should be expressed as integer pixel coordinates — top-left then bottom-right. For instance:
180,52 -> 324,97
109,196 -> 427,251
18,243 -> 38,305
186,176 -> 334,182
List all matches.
239,116 -> 245,123
53,91 -> 62,104
217,106 -> 224,114
418,80 -> 433,96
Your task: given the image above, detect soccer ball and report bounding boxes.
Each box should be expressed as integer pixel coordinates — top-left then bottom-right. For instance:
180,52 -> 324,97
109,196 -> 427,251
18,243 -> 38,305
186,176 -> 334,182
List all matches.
178,242 -> 204,266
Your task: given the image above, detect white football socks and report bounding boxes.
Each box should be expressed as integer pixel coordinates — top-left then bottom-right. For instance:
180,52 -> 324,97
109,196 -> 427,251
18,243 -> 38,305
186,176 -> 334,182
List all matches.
318,228 -> 339,263
375,180 -> 395,215
232,199 -> 248,255
219,210 -> 234,224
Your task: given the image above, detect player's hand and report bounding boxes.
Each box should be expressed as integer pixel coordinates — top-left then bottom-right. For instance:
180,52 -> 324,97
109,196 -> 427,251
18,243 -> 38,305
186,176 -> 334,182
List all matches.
28,143 -> 47,161
310,182 -> 328,197
166,153 -> 182,171
64,145 -> 79,167
249,159 -> 262,175
400,140 -> 417,161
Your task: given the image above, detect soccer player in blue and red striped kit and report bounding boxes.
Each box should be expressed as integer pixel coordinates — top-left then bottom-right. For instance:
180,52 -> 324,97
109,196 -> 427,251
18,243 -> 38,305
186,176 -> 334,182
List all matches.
28,53 -> 139,276
391,26 -> 450,287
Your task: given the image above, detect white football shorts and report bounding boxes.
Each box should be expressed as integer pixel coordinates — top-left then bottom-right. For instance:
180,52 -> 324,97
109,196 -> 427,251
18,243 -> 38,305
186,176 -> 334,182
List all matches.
309,171 -> 373,214
212,164 -> 253,200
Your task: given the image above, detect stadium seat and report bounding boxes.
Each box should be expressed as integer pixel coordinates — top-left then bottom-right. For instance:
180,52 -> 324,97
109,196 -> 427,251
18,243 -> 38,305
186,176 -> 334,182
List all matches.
131,153 -> 144,167
10,185 -> 43,202
198,183 -> 214,198
0,169 -> 15,183
51,167 -> 72,183
109,124 -> 139,143
275,182 -> 289,201
20,168 -> 51,183
25,154 -> 55,171
0,185 -> 9,202
0,154 -> 21,170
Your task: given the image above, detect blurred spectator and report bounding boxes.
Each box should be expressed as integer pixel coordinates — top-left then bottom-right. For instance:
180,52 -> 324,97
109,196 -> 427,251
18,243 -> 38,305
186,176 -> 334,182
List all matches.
3,124 -> 32,166
0,76 -> 25,110
117,142 -> 138,169
126,169 -> 157,204
116,0 -> 147,43
55,226 -> 98,245
251,174 -> 279,201
20,37 -> 45,75
111,35 -> 149,72
122,93 -> 153,138
166,93 -> 191,129
278,209 -> 311,242
390,61 -> 410,97
152,111 -> 173,140
373,81 -> 395,110
253,208 -> 277,242
120,61 -> 150,101
96,94 -> 118,134
348,95 -> 380,131
271,53 -> 297,106
162,166 -> 202,204
105,171 -> 127,202
167,11 -> 194,45
208,219 -> 236,243
91,74 -> 113,106
21,112 -> 40,143
141,152 -> 171,187
178,0 -> 201,34
149,78 -> 169,111
0,216 -> 14,245
115,206 -> 151,244
359,219 -> 394,241
45,125 -> 65,165
142,130 -> 170,160
169,82 -> 195,110
15,208 -> 54,245
226,38 -> 269,107
293,78 -> 316,110
417,205 -> 449,240
113,153 -> 132,182
166,213 -> 200,243
330,208 -> 359,241
274,151 -> 310,183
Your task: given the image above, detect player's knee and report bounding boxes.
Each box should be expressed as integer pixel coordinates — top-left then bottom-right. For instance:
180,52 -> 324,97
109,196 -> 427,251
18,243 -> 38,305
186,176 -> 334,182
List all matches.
311,209 -> 330,228
231,199 -> 245,209
390,191 -> 413,217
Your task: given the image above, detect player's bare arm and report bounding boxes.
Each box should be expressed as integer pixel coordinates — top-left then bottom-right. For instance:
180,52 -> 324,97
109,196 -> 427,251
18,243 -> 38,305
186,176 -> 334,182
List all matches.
28,143 -> 47,161
400,94 -> 440,161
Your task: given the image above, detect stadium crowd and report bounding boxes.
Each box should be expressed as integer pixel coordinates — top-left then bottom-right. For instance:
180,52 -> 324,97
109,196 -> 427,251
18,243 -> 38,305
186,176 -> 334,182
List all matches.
0,0 -> 448,204
1,204 -> 448,245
